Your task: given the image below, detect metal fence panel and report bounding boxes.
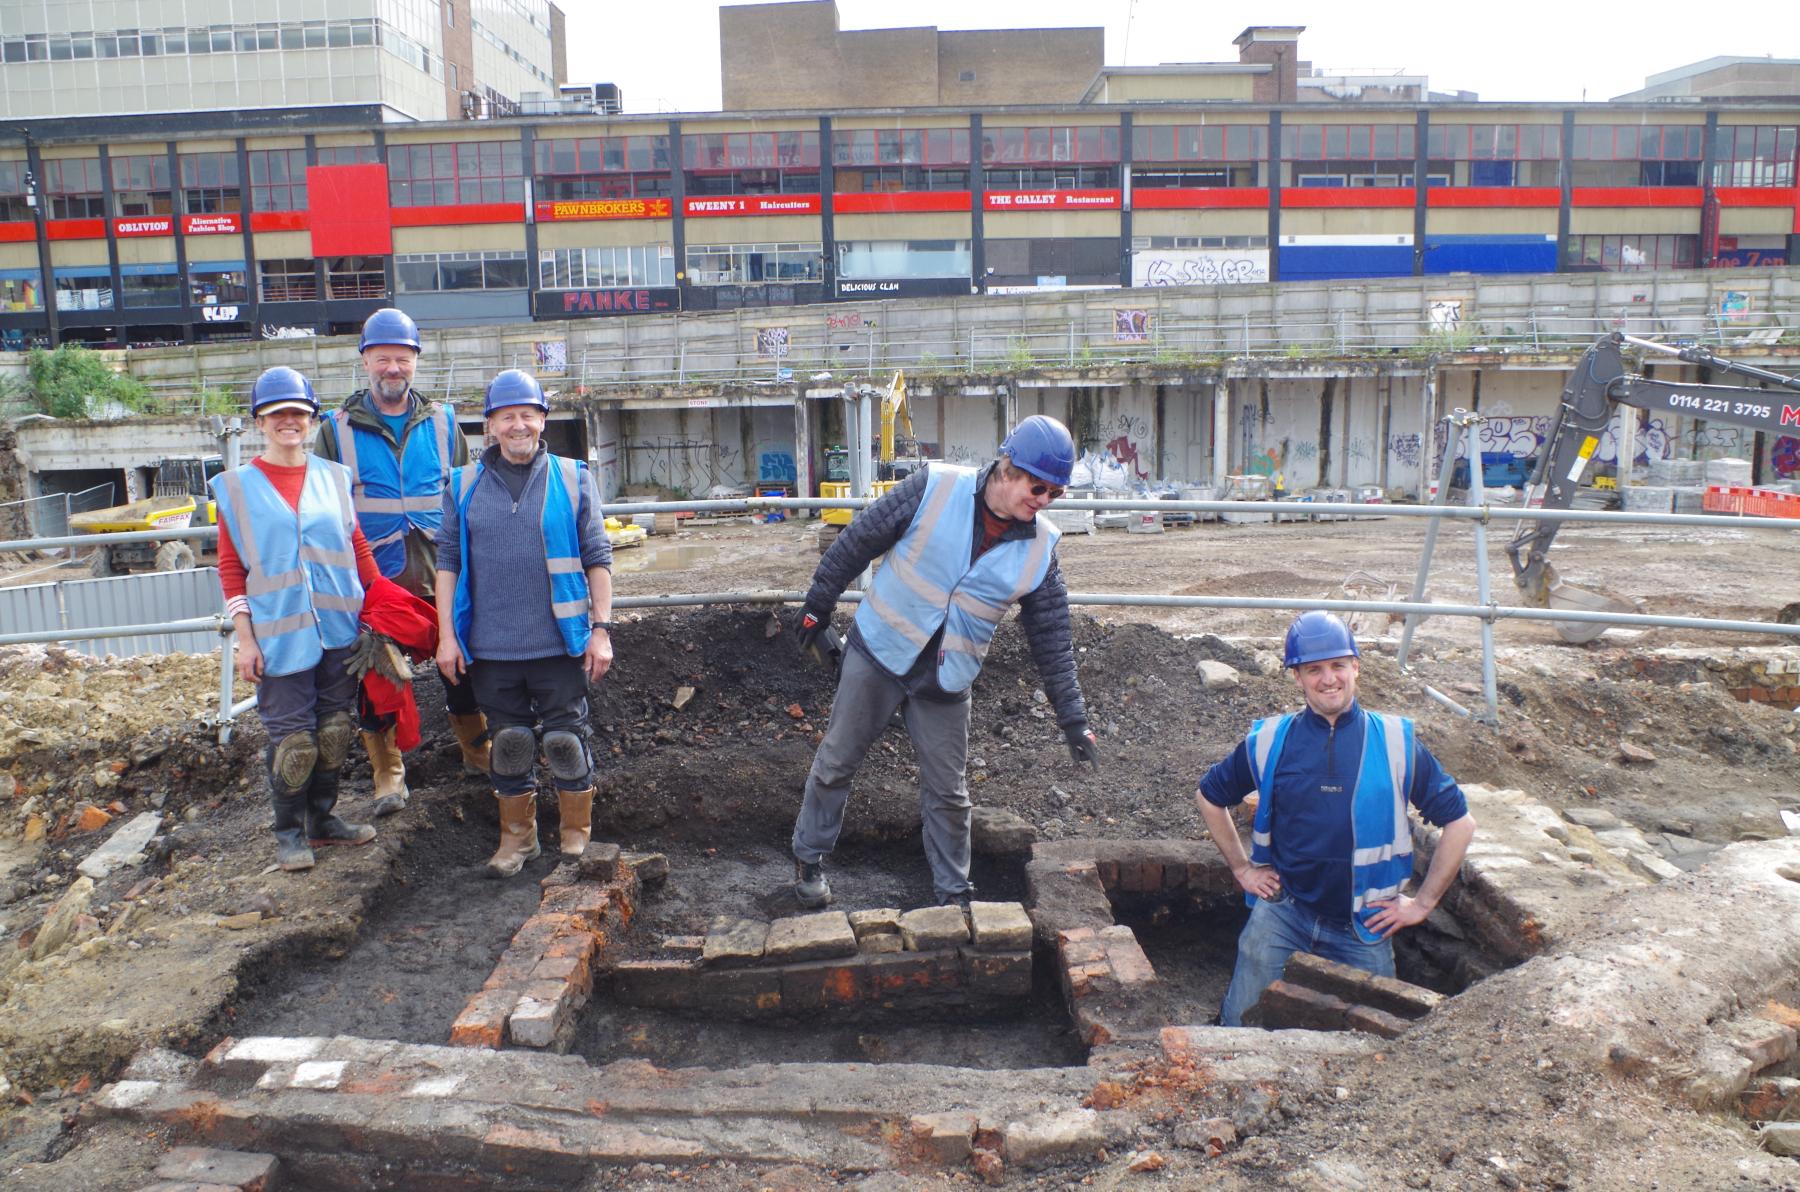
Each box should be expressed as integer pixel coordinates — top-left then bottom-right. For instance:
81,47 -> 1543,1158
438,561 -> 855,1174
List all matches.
0,582 -> 63,639
57,567 -> 222,658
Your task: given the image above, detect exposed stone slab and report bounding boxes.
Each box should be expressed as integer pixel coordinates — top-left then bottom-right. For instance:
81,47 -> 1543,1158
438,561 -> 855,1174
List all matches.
763,912 -> 858,962
968,901 -> 1032,952
846,908 -> 901,940
970,806 -> 1036,855
910,1111 -> 978,1162
1024,858 -> 1114,949
898,906 -> 968,951
1003,1108 -> 1108,1167
77,811 -> 163,880
701,917 -> 770,967
153,1146 -> 278,1190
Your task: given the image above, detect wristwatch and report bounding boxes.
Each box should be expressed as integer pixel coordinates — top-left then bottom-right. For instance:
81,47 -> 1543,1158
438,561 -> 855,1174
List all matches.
589,620 -> 616,631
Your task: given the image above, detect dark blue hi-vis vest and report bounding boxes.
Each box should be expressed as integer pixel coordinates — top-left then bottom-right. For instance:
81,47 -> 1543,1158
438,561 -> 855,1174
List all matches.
449,454 -> 590,659
853,463 -> 1060,692
331,401 -> 453,578
1245,710 -> 1417,944
210,459 -> 363,678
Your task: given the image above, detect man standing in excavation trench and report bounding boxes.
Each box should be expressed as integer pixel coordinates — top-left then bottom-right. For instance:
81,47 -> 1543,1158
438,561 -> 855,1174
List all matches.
1197,611 -> 1477,1026
314,308 -> 489,814
791,415 -> 1100,909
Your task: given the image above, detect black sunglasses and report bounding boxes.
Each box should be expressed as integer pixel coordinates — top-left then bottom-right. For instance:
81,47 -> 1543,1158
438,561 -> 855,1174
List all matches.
1028,482 -> 1065,500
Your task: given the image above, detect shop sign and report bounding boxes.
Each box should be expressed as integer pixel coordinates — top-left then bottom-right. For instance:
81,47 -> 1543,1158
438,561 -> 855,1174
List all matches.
536,287 -> 680,317
182,214 -> 242,235
833,277 -> 972,299
684,195 -> 822,217
534,198 -> 672,222
983,190 -> 1121,211
200,305 -> 241,322
114,217 -> 173,237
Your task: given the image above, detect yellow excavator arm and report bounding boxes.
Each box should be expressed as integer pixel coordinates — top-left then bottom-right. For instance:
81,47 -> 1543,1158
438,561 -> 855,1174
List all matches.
878,372 -> 909,464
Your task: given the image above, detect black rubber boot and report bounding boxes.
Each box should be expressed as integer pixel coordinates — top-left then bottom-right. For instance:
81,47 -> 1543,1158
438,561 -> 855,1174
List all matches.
306,766 -> 377,847
270,782 -> 314,872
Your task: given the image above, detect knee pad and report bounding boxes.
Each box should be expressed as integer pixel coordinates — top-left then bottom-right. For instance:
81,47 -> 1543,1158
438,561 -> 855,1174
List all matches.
316,711 -> 357,770
490,725 -> 537,779
271,731 -> 318,789
542,729 -> 590,783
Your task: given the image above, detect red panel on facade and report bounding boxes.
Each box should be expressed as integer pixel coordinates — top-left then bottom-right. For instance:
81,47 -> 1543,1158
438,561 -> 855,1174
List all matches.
391,202 -> 526,227
0,222 -> 37,243
1714,187 -> 1798,209
1426,187 -> 1561,208
983,189 -> 1120,211
46,219 -> 106,241
308,163 -> 393,256
831,191 -> 972,214
1570,187 -> 1703,208
250,211 -> 309,232
1280,187 -> 1414,209
683,194 -> 823,217
1131,187 -> 1269,210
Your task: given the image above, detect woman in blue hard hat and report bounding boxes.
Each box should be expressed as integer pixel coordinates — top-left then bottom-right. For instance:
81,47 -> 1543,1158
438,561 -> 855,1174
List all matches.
1194,610 -> 1477,1025
212,367 -> 383,872
434,369 -> 615,878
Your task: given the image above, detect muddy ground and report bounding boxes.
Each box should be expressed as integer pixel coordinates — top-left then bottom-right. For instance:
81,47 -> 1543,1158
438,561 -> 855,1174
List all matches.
1,511 -> 1798,1189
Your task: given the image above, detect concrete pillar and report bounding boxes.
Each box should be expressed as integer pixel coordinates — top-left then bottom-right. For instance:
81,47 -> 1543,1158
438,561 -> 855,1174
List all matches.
792,397 -> 811,505
1420,367 -> 1437,501
1615,405 -> 1638,490
1211,379 -> 1230,485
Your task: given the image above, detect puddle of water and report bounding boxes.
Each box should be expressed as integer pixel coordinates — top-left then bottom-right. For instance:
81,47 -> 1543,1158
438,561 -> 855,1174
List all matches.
613,543 -> 725,573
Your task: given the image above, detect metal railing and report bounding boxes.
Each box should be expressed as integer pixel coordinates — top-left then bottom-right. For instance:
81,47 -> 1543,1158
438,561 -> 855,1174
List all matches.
2,490 -> 1798,746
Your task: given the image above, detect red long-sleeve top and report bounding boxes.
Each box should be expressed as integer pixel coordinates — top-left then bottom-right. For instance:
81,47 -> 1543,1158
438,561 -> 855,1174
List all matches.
217,458 -> 380,615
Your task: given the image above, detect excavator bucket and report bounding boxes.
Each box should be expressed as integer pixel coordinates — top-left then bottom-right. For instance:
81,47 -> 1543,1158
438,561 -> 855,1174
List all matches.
1543,564 -> 1636,644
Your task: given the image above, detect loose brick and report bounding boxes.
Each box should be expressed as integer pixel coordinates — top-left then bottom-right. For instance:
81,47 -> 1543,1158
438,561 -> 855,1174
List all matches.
621,850 -> 670,886
1259,980 -> 1350,1031
968,901 -> 1032,952
154,1146 -> 279,1191
508,995 -> 573,1050
576,842 -> 623,883
846,908 -> 902,941
911,1110 -> 979,1162
899,905 -> 969,951
764,911 -> 859,962
1741,1077 -> 1800,1121
449,989 -> 520,1049
1346,1004 -> 1411,1039
702,917 -> 769,967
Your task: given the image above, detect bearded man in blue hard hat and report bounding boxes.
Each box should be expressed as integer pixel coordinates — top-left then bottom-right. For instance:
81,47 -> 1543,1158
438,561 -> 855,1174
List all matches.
1196,611 -> 1477,1027
314,307 -> 487,818
790,414 -> 1099,910
434,369 -> 615,879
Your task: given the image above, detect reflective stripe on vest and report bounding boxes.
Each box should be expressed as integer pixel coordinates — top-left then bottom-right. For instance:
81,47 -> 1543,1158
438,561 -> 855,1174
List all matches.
332,399 -> 454,576
449,453 -> 591,659
210,458 -> 363,678
852,463 -> 1060,693
1243,709 -> 1416,944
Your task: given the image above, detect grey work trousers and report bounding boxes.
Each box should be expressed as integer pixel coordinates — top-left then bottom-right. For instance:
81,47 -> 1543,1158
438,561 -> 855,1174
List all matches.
791,645 -> 974,900
256,646 -> 356,743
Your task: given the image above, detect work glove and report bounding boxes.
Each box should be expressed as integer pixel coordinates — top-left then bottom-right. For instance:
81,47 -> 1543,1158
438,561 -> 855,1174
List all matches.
794,604 -> 832,656
345,630 -> 413,686
1063,722 -> 1100,768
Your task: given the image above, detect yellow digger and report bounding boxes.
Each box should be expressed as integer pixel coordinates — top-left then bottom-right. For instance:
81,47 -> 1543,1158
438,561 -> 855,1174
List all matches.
820,372 -> 926,528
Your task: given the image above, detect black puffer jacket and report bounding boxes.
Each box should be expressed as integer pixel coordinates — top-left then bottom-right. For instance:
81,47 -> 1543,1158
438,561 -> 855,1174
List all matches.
806,462 -> 1088,729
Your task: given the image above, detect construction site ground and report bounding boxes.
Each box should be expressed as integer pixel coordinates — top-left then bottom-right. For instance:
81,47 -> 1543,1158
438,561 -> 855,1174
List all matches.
2,509 -> 1799,1190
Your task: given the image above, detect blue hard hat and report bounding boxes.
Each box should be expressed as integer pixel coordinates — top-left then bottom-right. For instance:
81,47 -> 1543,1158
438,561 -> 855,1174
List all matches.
1000,415 -> 1077,487
359,308 -> 421,353
249,366 -> 318,416
1284,611 -> 1360,668
483,369 -> 548,416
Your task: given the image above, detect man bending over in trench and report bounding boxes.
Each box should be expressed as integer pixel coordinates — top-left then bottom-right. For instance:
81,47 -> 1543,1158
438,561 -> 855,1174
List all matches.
1196,611 -> 1477,1026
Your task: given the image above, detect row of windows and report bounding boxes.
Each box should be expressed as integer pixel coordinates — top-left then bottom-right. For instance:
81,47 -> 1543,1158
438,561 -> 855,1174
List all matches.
1566,234 -> 1699,271
539,246 -> 677,290
685,243 -> 824,286
396,251 -> 529,293
836,240 -> 971,280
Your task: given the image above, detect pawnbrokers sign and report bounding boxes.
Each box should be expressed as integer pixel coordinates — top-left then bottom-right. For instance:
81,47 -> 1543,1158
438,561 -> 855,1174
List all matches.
535,287 -> 679,318
534,198 -> 673,222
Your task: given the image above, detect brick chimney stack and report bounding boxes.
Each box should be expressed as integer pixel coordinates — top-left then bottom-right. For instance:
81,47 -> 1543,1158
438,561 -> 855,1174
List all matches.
1234,26 -> 1306,104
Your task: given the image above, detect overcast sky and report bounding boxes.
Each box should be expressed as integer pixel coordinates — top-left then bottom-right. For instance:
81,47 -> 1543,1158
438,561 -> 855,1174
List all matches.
563,0 -> 1796,115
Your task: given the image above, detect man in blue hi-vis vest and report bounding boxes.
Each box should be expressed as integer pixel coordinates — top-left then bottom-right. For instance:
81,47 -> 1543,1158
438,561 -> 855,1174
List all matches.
790,415 -> 1099,911
1197,611 -> 1477,1027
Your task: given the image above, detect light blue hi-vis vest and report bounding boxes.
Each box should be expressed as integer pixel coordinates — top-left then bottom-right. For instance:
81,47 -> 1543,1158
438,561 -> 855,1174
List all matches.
449,453 -> 590,659
1245,709 -> 1417,944
210,458 -> 364,678
331,400 -> 454,578
853,463 -> 1060,693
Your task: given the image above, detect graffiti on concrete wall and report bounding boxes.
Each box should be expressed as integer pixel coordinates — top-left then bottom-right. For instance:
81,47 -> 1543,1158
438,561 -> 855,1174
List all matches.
1389,433 -> 1422,470
758,451 -> 797,483
628,437 -> 748,493
1132,250 -> 1270,287
1432,414 -> 1687,470
1245,445 -> 1284,477
1346,437 -> 1374,462
1773,436 -> 1800,478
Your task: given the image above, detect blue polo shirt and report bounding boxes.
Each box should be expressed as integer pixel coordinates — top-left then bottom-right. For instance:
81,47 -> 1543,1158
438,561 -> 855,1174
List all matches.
1198,702 -> 1468,923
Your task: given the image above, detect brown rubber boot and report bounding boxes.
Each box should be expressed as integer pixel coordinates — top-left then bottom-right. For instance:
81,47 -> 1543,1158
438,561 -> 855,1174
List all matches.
555,787 -> 593,857
486,791 -> 541,878
448,712 -> 491,776
361,727 -> 409,817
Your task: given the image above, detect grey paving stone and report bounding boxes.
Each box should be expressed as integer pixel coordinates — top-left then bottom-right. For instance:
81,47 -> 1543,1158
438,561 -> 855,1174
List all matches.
763,912 -> 858,962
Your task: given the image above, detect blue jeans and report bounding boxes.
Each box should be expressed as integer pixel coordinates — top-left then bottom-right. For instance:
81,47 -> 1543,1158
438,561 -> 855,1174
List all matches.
1218,894 -> 1395,1027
